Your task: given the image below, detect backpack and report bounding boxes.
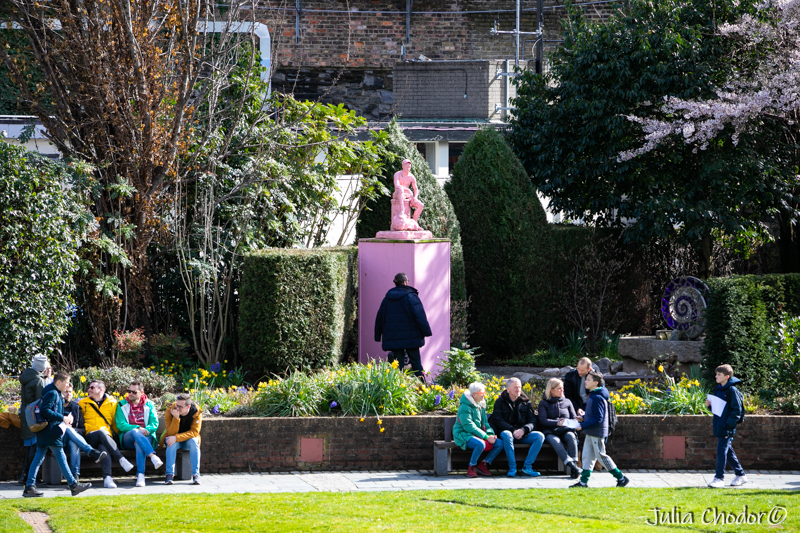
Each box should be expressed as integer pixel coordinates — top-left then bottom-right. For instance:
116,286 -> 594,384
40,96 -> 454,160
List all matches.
24,399 -> 48,432
604,398 -> 618,441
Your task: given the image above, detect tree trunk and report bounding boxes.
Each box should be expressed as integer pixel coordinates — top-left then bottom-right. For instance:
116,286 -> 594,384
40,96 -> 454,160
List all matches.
698,233 -> 713,279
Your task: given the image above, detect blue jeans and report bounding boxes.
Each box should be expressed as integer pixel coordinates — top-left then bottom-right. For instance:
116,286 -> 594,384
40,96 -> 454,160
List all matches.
122,429 -> 155,475
165,437 -> 201,476
27,446 -> 76,487
715,437 -> 744,479
500,430 -> 545,470
64,428 -> 94,478
465,436 -> 504,466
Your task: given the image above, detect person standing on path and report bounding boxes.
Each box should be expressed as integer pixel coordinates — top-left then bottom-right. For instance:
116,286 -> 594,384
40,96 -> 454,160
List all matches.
18,354 -> 48,485
374,272 -> 432,379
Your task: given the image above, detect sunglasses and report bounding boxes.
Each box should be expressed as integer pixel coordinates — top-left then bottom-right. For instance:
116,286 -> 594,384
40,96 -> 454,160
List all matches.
127,389 -> 140,394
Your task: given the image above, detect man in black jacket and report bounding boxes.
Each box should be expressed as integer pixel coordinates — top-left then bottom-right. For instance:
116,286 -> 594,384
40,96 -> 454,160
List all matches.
563,357 -> 600,415
489,377 -> 545,477
18,354 -> 47,484
374,273 -> 432,378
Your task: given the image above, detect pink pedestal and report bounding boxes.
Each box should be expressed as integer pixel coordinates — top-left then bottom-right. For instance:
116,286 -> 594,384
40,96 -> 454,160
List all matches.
358,238 -> 451,378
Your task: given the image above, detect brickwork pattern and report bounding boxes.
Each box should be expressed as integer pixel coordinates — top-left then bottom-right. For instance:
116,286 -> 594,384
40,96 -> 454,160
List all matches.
2,415 -> 793,478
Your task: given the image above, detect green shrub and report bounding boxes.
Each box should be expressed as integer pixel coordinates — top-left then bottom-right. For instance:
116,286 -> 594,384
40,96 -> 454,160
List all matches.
239,247 -> 357,377
446,128 -> 557,354
356,120 -> 467,344
72,366 -> 177,397
251,372 -> 324,417
436,347 -> 482,388
769,314 -> 800,391
702,274 -> 800,392
323,360 -> 420,417
0,143 -> 82,372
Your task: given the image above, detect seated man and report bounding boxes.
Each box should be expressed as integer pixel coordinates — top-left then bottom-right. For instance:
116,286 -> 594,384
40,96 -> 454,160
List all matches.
563,357 -> 600,415
115,380 -> 163,487
80,380 -> 134,488
62,383 -> 107,480
489,377 -> 545,477
160,392 -> 202,485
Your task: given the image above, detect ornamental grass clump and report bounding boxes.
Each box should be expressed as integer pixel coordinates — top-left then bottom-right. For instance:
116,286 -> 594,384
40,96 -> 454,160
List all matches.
609,366 -> 711,415
324,360 -> 420,417
251,371 -> 324,417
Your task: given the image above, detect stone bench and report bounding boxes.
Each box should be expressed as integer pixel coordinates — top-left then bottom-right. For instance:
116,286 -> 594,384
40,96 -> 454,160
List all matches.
433,417 -> 565,476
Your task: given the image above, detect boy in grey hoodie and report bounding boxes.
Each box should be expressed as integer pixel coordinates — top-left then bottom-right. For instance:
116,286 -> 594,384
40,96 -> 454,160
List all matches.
571,371 -> 629,488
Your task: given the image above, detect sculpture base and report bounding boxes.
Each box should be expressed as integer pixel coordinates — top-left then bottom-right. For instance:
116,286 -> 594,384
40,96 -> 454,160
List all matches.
375,230 -> 433,240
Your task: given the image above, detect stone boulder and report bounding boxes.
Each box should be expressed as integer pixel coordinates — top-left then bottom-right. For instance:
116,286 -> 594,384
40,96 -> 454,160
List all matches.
512,372 -> 537,384
595,358 -> 612,375
541,368 -> 562,377
610,361 -> 623,374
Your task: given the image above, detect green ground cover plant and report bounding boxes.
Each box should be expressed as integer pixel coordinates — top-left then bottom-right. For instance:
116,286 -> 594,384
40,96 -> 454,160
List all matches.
0,489 -> 794,532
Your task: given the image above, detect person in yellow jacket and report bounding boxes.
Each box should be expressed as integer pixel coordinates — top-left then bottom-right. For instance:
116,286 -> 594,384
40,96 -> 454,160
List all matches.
159,392 -> 202,485
78,380 -> 134,488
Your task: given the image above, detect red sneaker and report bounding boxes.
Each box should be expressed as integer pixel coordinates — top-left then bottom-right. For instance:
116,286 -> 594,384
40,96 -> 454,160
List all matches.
467,465 -> 478,478
476,461 -> 492,476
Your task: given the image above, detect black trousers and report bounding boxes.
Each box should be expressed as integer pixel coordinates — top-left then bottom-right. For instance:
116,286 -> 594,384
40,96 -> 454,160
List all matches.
19,445 -> 38,483
85,430 -> 122,478
389,347 -> 424,378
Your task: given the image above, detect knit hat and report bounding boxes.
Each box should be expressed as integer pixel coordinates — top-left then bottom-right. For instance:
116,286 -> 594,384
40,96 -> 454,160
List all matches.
32,355 -> 48,372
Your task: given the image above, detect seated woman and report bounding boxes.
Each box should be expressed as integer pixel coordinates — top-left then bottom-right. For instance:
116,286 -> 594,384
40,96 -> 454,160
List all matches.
453,382 -> 504,478
489,377 -> 545,477
538,378 -> 581,478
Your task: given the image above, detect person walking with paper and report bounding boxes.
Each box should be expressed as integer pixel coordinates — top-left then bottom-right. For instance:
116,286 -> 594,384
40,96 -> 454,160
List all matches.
705,364 -> 747,488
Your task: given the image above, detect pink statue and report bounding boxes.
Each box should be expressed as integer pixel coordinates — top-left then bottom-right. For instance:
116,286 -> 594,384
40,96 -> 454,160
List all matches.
375,159 -> 433,240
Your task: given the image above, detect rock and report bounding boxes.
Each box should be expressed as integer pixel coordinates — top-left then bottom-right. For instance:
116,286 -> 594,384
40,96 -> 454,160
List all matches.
610,361 -> 623,374
541,368 -> 562,377
512,372 -> 536,383
560,366 -> 574,374
595,357 -> 612,375
686,325 -> 704,340
618,336 -> 704,363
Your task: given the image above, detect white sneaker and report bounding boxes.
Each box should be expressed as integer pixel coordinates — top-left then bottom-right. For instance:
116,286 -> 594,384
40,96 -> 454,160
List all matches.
708,477 -> 725,488
119,457 -> 134,472
135,474 -> 145,487
150,455 -> 164,469
103,476 -> 117,489
731,475 -> 749,487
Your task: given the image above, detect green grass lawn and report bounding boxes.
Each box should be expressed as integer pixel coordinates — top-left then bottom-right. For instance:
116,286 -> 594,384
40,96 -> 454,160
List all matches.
0,488 -> 796,532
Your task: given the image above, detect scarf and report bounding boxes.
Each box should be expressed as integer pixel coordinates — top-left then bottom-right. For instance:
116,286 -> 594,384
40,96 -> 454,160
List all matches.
127,393 -> 148,427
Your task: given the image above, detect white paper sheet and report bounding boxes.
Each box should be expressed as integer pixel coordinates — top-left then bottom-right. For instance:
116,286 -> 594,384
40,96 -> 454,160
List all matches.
561,418 -> 580,429
58,422 -> 67,435
706,394 -> 726,416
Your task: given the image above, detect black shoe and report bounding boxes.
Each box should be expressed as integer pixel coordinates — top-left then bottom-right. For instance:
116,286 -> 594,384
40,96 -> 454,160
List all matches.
616,475 -> 630,487
70,482 -> 91,496
567,461 -> 581,479
23,485 -> 43,498
89,449 -> 108,463
570,481 -> 588,488
165,474 -> 174,485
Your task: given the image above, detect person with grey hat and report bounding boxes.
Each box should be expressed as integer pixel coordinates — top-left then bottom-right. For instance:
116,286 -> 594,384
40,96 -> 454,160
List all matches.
374,272 -> 432,379
17,355 -> 48,484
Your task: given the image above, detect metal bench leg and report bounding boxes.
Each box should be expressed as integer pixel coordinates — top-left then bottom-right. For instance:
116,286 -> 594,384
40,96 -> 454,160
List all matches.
433,447 -> 451,476
176,450 -> 192,480
42,453 -> 62,485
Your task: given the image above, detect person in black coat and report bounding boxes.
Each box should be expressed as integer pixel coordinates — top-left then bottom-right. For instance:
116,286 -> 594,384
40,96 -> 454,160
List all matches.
488,377 -> 545,477
563,357 -> 599,415
537,378 -> 581,478
374,272 -> 432,378
23,372 -> 93,497
62,383 -> 106,481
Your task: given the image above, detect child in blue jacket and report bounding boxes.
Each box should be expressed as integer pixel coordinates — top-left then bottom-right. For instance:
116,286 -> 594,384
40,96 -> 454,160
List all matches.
705,364 -> 747,488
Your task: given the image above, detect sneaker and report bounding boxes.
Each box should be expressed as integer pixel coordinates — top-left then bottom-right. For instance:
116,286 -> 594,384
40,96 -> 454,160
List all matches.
70,482 -> 91,496
570,481 -> 588,488
466,465 -> 478,478
731,475 -> 749,487
103,476 -> 117,489
22,485 -> 43,498
507,468 -> 517,478
521,467 -> 541,478
165,474 -> 174,485
89,449 -> 108,463
616,475 -> 630,487
150,455 -> 164,470
708,477 -> 725,488
119,457 -> 134,472
192,475 -> 201,485
136,473 -> 146,487
566,461 -> 581,479
475,461 -> 492,476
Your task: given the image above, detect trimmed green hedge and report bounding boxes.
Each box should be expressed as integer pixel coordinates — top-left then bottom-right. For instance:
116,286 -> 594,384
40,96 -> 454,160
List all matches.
702,274 -> 800,391
239,247 -> 358,378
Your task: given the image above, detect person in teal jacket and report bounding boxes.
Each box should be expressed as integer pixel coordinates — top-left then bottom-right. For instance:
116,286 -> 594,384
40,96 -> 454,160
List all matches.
452,382 -> 504,477
115,380 -> 163,487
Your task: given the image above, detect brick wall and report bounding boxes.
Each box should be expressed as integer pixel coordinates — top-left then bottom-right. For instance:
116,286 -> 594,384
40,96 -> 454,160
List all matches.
3,415 -> 793,479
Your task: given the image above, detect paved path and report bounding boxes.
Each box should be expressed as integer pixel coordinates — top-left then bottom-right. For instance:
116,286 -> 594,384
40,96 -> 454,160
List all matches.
1,470 -> 798,499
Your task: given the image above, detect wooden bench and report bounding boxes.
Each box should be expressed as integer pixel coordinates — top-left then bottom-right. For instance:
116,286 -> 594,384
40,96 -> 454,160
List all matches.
433,417 -> 565,476
42,417 -> 194,484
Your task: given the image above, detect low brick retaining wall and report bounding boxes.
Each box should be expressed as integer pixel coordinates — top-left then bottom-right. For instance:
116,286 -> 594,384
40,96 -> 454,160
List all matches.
1,415 -> 797,480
